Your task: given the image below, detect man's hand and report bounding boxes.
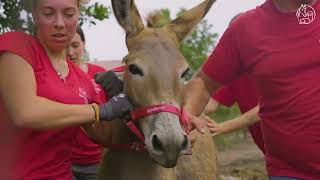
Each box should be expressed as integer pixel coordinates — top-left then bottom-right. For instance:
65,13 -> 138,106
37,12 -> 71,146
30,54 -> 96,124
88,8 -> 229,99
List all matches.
99,93 -> 133,121
188,113 -> 206,134
202,114 -> 226,136
95,71 -> 124,97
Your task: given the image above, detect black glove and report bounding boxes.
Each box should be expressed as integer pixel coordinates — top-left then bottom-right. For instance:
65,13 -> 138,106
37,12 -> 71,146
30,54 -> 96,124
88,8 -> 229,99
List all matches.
94,71 -> 124,97
99,93 -> 133,121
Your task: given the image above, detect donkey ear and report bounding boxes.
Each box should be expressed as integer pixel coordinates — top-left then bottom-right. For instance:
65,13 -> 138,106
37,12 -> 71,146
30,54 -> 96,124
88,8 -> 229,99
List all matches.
112,0 -> 145,37
164,0 -> 215,43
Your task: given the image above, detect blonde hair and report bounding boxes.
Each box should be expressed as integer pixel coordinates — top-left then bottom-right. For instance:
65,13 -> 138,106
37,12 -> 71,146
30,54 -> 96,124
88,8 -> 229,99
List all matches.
31,0 -> 89,10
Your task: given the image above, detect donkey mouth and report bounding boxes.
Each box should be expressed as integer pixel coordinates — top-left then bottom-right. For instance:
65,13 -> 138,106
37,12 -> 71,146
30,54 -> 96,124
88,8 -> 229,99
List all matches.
151,157 -> 178,168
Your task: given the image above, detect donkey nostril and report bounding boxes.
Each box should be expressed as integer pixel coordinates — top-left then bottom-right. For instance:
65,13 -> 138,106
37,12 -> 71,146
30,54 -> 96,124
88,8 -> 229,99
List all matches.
152,135 -> 163,151
181,135 -> 189,150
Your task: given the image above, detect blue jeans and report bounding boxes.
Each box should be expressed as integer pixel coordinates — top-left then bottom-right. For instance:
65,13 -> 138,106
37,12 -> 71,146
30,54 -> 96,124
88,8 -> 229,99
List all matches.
269,177 -> 304,180
72,163 -> 99,180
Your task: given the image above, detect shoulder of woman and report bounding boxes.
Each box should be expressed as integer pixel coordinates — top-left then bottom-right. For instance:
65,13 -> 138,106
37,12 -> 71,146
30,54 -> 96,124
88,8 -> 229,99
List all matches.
0,31 -> 34,42
0,31 -> 39,69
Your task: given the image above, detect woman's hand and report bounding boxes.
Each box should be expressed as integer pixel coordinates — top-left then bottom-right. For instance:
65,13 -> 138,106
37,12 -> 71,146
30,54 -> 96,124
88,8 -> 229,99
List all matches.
95,71 -> 124,97
202,114 -> 226,136
188,113 -> 206,134
99,93 -> 133,121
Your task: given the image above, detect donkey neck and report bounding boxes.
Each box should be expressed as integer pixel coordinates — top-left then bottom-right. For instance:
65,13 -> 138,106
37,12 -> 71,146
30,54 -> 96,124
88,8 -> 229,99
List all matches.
100,150 -> 176,180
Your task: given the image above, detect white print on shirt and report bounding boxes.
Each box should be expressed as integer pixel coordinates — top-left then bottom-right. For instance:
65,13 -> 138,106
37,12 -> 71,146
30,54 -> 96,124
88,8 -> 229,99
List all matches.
296,4 -> 316,24
79,88 -> 89,104
91,79 -> 102,94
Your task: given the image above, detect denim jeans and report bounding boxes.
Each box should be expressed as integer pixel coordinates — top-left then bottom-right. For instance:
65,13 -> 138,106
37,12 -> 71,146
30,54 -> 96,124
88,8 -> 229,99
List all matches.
72,163 -> 99,180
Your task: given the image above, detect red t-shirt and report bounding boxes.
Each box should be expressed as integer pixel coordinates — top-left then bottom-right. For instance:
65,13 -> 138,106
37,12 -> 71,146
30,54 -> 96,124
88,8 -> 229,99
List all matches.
0,32 -> 100,179
71,63 -> 108,165
87,63 -> 108,102
212,74 -> 264,154
203,0 -> 320,178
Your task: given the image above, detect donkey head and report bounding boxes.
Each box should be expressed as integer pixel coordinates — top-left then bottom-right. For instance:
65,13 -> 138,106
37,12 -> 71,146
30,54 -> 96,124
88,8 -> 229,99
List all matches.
112,0 -> 214,168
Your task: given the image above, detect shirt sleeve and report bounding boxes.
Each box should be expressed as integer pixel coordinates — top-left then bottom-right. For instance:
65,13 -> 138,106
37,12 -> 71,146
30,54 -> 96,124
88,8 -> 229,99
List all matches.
0,32 -> 37,68
91,64 -> 106,73
87,63 -> 106,79
212,86 -> 235,107
202,22 -> 242,85
96,65 -> 106,72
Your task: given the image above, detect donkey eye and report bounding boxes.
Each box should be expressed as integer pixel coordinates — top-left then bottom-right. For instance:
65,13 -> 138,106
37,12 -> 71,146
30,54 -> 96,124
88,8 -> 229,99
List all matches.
181,68 -> 192,81
128,64 -> 144,76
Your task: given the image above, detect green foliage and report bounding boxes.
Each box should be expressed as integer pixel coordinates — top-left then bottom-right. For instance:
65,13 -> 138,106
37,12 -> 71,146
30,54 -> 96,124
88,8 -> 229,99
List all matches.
79,2 -> 109,26
0,0 -> 110,33
180,20 -> 218,71
0,0 -> 26,33
209,104 -> 241,123
173,8 -> 219,71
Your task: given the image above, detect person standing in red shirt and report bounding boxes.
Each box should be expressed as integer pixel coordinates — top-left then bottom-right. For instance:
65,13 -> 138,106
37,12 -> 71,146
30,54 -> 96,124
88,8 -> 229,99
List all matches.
0,0 -> 133,179
67,26 -> 108,180
201,14 -> 264,154
185,0 -> 320,179
203,74 -> 264,153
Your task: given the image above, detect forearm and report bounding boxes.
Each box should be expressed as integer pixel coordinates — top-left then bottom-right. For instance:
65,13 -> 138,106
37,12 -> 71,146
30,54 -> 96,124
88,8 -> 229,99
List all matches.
221,106 -> 260,133
185,71 -> 220,116
82,121 -> 114,146
203,98 -> 220,115
0,53 -> 95,129
13,96 -> 95,129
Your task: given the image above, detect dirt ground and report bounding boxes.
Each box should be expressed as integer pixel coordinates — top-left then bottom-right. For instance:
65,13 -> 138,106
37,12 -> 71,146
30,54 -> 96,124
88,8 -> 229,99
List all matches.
216,138 -> 267,180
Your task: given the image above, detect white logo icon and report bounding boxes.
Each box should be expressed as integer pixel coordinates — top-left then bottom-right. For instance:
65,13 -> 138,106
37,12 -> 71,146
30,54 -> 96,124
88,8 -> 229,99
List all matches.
91,79 -> 101,94
118,94 -> 125,98
296,4 -> 316,24
79,88 -> 89,104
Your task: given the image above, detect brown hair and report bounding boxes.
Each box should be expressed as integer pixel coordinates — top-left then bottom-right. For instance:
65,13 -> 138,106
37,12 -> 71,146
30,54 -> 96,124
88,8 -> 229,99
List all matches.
76,25 -> 86,42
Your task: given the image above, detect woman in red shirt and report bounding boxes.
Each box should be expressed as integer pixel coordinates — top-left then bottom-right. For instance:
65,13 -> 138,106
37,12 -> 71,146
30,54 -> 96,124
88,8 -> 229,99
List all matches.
0,0 -> 132,179
68,26 -> 108,180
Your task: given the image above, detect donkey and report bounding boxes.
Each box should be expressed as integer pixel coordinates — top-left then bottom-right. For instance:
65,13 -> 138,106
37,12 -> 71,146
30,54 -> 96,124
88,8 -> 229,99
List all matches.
98,0 -> 217,179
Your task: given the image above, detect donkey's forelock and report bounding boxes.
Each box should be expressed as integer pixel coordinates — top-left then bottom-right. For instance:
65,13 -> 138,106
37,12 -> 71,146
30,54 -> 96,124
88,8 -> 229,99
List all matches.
146,11 -> 170,28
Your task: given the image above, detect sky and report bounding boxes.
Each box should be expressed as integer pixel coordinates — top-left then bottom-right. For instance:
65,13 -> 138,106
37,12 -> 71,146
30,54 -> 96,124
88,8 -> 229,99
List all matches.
83,0 -> 265,61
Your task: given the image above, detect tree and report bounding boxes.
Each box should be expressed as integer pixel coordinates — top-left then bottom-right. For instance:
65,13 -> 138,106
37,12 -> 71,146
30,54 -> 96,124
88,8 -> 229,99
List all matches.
180,20 -> 218,71
0,0 -> 110,33
177,9 -> 218,72
147,9 -> 218,74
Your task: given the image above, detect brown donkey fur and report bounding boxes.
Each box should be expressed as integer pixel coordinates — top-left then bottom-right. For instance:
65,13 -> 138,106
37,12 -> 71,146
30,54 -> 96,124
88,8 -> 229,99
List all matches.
97,1 -> 217,179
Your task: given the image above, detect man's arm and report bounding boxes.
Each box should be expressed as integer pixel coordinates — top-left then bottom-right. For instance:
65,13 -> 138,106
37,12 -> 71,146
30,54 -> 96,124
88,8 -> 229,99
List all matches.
203,98 -> 220,115
205,105 -> 260,136
184,71 -> 221,132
